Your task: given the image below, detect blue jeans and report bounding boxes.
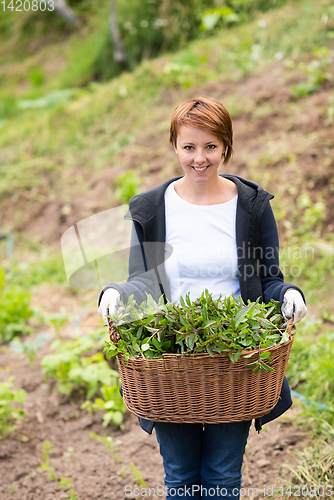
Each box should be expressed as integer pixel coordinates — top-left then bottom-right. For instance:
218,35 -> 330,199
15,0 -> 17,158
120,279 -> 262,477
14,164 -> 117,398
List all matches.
154,421 -> 251,500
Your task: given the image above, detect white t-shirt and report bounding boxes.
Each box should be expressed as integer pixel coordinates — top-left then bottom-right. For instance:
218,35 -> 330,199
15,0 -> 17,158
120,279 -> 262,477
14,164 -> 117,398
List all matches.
164,181 -> 240,304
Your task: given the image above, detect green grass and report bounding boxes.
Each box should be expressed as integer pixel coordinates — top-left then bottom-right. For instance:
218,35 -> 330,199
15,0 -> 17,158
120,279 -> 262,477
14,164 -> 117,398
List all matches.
1,243 -> 67,288
4,0 -> 327,99
286,316 -> 334,435
275,437 -> 334,499
282,240 -> 334,305
1,0 -> 333,113
8,254 -> 67,287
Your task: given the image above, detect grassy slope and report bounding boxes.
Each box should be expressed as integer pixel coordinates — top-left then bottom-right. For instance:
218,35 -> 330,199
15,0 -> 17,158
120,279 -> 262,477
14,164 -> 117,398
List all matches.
0,0 -> 113,92
0,0 -> 333,301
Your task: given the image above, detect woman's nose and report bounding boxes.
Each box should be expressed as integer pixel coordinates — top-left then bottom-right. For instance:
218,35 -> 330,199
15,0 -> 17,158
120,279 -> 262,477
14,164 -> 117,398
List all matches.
194,149 -> 206,164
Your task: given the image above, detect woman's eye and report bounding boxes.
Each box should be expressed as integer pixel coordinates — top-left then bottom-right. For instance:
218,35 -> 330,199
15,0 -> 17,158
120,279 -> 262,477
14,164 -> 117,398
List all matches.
207,145 -> 216,150
184,146 -> 193,150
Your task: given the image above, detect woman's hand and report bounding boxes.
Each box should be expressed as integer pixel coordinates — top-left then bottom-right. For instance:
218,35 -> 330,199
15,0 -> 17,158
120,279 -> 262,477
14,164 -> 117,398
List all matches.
98,288 -> 121,325
281,289 -> 307,325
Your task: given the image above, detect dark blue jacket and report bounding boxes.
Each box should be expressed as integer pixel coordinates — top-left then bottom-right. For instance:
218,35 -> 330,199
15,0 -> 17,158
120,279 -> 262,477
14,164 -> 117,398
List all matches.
99,175 -> 305,433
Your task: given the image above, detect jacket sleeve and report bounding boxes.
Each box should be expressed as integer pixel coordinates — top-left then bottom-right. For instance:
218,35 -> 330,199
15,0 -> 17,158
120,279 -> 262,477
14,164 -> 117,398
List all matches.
97,221 -> 160,307
260,203 -> 306,305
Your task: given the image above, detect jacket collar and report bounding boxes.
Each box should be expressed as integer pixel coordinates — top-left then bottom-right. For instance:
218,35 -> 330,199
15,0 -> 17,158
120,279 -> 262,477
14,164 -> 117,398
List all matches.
125,174 -> 273,223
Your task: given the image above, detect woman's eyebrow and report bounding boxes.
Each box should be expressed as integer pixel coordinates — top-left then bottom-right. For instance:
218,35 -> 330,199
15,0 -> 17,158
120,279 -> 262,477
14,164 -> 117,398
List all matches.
180,140 -> 219,145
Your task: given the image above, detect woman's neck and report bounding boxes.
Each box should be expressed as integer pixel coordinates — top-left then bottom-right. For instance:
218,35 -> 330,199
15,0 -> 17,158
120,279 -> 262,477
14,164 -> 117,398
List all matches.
174,175 -> 237,206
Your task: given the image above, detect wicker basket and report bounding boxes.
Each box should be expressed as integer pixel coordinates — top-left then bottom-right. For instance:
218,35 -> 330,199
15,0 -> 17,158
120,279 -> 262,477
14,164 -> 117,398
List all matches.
112,318 -> 295,424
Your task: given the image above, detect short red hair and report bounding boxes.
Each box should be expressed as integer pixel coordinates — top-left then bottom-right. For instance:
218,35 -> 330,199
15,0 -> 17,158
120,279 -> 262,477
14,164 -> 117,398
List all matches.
170,97 -> 234,165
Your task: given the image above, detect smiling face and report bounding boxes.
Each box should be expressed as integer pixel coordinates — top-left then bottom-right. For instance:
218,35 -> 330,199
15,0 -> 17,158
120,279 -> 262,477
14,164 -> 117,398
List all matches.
174,126 -> 226,185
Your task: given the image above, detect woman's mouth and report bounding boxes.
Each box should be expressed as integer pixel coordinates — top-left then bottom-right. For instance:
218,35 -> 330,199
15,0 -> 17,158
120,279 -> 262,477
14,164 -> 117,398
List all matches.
192,165 -> 209,173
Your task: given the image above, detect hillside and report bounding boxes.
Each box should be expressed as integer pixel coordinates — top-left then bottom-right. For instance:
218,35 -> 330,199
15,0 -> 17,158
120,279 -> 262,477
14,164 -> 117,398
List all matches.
0,0 -> 333,257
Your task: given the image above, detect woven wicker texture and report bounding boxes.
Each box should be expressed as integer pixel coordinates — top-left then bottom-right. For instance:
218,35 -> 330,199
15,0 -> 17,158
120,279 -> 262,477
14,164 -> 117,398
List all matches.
114,319 -> 295,424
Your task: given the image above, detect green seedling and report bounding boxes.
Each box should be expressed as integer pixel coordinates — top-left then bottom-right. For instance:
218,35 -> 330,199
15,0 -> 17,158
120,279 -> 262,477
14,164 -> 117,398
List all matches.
47,467 -> 56,482
39,441 -> 57,481
10,332 -> 54,367
41,336 -> 120,399
130,462 -> 146,487
40,440 -> 53,469
47,309 -> 69,338
0,378 -> 27,439
90,432 -> 114,452
83,383 -> 126,427
59,477 -> 73,490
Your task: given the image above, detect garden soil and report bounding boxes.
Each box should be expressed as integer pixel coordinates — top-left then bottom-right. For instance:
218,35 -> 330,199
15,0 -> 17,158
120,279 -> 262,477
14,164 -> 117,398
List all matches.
0,285 -> 309,500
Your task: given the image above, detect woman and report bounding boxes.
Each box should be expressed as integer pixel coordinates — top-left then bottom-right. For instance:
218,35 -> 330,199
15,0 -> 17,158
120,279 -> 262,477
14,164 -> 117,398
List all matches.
98,97 -> 307,500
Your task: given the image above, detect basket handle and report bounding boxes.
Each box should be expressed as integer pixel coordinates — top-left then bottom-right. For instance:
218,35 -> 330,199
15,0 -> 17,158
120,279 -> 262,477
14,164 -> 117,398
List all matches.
107,307 -> 120,345
285,316 -> 294,336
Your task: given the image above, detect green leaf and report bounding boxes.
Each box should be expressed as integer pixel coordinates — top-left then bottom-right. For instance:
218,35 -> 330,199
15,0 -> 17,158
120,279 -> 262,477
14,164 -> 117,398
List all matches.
234,304 -> 252,326
233,350 -> 242,362
144,349 -> 156,359
260,362 -> 275,372
188,332 -> 195,350
203,320 -> 216,328
243,352 -> 255,359
206,344 -> 214,357
145,326 -> 160,333
165,315 -> 175,322
279,329 -> 290,344
111,410 -> 125,426
179,315 -> 188,327
259,318 -> 276,329
185,293 -> 192,307
260,351 -> 272,360
136,326 -> 143,339
202,304 -> 208,322
58,383 -> 73,395
179,295 -> 186,309
245,361 -> 259,368
152,338 -> 163,351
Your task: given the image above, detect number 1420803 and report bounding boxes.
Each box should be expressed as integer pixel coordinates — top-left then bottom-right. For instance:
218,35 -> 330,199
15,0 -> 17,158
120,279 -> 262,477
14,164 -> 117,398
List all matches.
1,1 -> 54,11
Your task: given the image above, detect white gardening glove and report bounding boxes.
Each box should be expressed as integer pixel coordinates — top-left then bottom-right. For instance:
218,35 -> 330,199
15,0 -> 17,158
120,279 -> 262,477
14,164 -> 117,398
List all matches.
281,289 -> 307,325
98,288 -> 121,325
